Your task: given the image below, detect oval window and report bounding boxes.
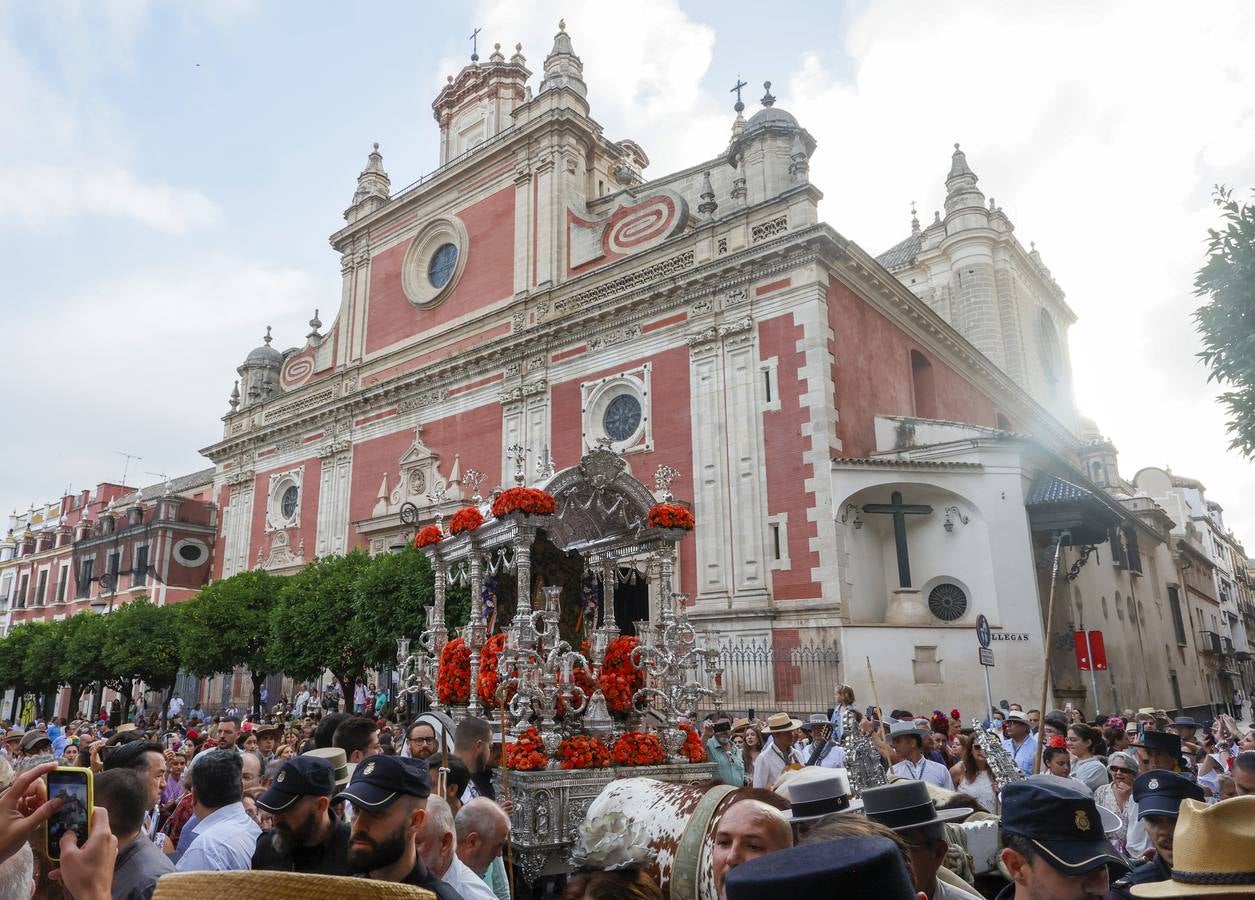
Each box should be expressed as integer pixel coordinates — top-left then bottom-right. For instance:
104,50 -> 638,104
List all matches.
281,485 -> 299,519
427,243 -> 459,289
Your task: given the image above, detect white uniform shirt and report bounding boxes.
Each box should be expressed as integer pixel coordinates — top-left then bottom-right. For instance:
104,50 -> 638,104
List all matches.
891,756 -> 955,790
752,742 -> 792,788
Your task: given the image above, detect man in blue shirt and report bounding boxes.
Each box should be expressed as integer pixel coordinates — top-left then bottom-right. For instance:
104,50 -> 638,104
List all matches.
1000,712 -> 1038,775
176,750 -> 260,872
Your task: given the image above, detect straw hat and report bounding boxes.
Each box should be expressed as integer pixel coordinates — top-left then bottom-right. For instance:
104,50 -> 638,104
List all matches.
762,712 -> 803,734
730,718 -> 751,733
152,871 -> 434,898
1129,797 -> 1255,896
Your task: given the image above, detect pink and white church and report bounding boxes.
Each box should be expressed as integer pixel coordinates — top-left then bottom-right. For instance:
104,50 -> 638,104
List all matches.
204,23 -> 1210,718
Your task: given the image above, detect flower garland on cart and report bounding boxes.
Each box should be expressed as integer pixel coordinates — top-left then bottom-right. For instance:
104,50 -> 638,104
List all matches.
415,524 -> 444,548
436,637 -> 470,704
679,724 -> 707,763
504,727 -> 548,771
598,636 -> 644,714
610,731 -> 667,767
557,734 -> 611,770
491,487 -> 556,518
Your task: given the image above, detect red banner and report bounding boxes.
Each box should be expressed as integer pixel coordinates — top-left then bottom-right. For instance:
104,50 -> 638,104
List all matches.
1074,631 -> 1091,670
1089,630 -> 1108,671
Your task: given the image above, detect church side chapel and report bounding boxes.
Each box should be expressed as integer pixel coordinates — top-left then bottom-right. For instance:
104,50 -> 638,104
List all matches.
204,21 -> 1207,719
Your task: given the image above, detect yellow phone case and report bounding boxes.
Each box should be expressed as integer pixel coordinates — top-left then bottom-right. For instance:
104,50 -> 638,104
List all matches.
45,766 -> 94,861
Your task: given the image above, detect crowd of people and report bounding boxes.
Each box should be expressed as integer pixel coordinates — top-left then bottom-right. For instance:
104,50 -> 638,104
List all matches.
0,683 -> 1247,898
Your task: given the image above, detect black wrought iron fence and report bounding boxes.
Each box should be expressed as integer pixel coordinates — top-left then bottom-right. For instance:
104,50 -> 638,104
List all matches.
698,641 -> 841,717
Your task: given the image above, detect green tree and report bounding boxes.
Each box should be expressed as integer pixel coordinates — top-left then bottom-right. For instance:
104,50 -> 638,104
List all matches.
0,624 -> 38,721
1194,186 -> 1255,455
103,597 -> 182,721
353,544 -> 446,672
21,621 -> 64,720
270,550 -> 374,704
180,569 -> 281,717
58,612 -> 113,718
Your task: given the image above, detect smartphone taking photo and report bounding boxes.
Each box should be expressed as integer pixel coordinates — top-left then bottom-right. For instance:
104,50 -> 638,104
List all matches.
45,767 -> 93,861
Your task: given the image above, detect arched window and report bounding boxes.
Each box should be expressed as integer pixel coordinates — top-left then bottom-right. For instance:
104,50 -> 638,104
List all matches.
1101,596 -> 1109,619
910,350 -> 937,418
1038,309 -> 1062,384
1115,590 -> 1124,620
1091,460 -> 1105,484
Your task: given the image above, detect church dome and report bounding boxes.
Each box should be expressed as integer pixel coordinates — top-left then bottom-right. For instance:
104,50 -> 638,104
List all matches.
745,105 -> 798,131
244,327 -> 282,368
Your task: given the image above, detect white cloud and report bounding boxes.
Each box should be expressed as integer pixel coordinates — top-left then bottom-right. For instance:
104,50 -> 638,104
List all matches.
0,259 -> 321,517
0,164 -> 220,233
437,0 -> 730,177
0,6 -> 224,234
779,1 -> 1255,538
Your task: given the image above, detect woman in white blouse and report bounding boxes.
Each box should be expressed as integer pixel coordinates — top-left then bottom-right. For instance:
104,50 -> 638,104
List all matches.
950,732 -> 998,813
1067,723 -> 1110,793
1094,750 -> 1137,856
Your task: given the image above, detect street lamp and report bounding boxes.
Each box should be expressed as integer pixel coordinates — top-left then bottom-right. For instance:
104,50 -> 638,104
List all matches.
91,572 -> 116,615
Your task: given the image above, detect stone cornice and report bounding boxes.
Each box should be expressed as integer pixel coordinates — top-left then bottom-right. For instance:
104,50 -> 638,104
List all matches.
202,219 -> 825,463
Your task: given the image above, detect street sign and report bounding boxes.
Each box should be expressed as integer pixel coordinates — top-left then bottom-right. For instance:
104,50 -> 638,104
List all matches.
978,647 -> 995,667
1074,631 -> 1091,671
1089,631 -> 1108,671
976,614 -> 991,648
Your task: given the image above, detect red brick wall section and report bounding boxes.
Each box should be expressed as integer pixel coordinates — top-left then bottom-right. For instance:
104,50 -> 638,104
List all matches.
365,187 -> 515,355
550,347 -> 696,598
771,627 -> 802,704
827,279 -> 997,458
758,314 -> 823,602
347,404 -> 504,551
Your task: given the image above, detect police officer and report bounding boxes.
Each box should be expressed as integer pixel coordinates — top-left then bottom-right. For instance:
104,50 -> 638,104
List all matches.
252,755 -> 351,875
337,754 -> 460,899
1109,771 -> 1204,900
995,776 -> 1129,899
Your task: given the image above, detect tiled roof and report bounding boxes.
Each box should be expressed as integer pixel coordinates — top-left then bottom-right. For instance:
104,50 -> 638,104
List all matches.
832,457 -> 983,470
875,232 -> 921,270
117,467 -> 217,505
1026,474 -> 1093,506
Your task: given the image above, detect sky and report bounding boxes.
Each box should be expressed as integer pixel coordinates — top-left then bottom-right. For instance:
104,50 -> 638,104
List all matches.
3,1 -> 1255,539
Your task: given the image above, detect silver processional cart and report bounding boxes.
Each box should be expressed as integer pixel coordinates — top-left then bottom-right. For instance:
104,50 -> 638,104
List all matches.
395,444 -> 721,882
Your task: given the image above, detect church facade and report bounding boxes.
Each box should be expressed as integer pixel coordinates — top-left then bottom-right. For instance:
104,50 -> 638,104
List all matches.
202,25 -> 1234,719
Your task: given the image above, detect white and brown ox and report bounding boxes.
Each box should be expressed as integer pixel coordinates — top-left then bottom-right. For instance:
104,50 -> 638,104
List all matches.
583,778 -> 760,900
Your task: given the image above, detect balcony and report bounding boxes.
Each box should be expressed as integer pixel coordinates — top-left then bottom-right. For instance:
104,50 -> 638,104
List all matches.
1222,636 -> 1235,656
1198,630 -> 1222,654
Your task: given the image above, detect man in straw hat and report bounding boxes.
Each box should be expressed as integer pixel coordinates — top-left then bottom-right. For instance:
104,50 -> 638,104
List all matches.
1000,711 -> 1038,777
752,712 -> 802,788
1110,771 -> 1205,900
1128,796 -> 1255,897
336,754 -> 460,899
888,721 -> 955,789
862,780 -> 978,900
995,777 -> 1129,900
252,755 -> 351,875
